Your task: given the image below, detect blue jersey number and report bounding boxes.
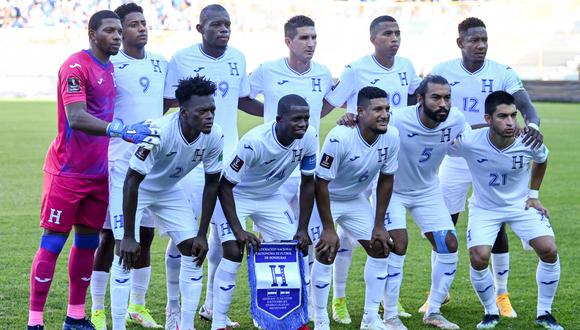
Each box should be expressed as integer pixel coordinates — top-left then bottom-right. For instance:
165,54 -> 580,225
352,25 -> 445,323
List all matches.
139,77 -> 150,93
462,97 -> 479,112
419,147 -> 433,163
217,81 -> 229,97
488,173 -> 507,186
169,166 -> 183,178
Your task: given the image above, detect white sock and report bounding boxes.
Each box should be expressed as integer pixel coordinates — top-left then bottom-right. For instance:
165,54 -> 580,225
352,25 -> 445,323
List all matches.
90,270 -> 109,310
203,228 -> 222,311
130,266 -> 150,306
110,257 -> 130,330
311,259 -> 332,323
536,258 -> 560,317
363,256 -> 389,316
491,252 -> 510,295
470,266 -> 499,315
384,253 -> 405,319
212,259 -> 240,329
428,252 -> 458,315
332,234 -> 352,299
431,250 -> 437,272
165,240 -> 181,310
179,256 -> 203,330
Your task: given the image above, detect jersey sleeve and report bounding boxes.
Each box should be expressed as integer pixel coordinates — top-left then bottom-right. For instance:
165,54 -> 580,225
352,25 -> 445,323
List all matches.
380,132 -> 400,175
503,65 -> 525,95
248,64 -> 264,99
222,136 -> 257,184
531,144 -> 549,164
163,55 -> 180,99
316,129 -> 343,181
447,129 -> 469,157
407,62 -> 422,95
59,59 -> 88,106
204,126 -> 225,174
325,64 -> 356,109
300,129 -> 318,176
129,145 -> 158,176
238,59 -> 251,98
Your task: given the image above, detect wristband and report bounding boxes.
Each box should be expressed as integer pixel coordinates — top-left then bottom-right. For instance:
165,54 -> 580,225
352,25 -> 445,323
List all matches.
529,189 -> 539,199
528,123 -> 540,131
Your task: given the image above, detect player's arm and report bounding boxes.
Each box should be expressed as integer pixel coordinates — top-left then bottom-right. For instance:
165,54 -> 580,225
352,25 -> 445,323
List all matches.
65,102 -> 109,135
218,177 -> 261,253
371,173 -> 395,256
191,172 -> 220,266
295,173 -> 314,252
526,158 -> 549,218
238,96 -> 264,117
320,99 -> 336,118
120,167 -> 146,270
314,177 -> 340,263
513,90 -> 542,149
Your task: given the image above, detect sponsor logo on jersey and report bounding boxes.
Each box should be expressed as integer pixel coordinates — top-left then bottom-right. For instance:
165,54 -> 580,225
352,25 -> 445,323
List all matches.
230,155 -> 244,172
69,63 -> 82,69
450,81 -> 460,86
118,64 -> 129,69
135,147 -> 151,161
165,151 -> 177,157
67,77 -> 81,93
97,78 -> 104,85
407,133 -> 418,138
320,153 -> 334,169
277,80 -> 289,85
370,78 -> 380,85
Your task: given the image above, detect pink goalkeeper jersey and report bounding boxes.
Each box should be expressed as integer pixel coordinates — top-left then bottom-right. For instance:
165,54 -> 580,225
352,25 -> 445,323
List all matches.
43,50 -> 116,179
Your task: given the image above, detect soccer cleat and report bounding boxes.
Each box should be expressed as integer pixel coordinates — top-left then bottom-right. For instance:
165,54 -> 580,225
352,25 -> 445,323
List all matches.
165,308 -> 180,330
198,304 -> 240,328
422,313 -> 459,330
127,304 -> 163,328
332,297 -> 352,324
398,301 -> 411,318
535,312 -> 564,330
62,316 -> 97,330
418,292 -> 451,314
90,308 -> 107,330
496,293 -> 517,318
477,314 -> 499,329
384,316 -> 408,330
314,317 -> 330,330
360,314 -> 388,330
28,326 -> 44,330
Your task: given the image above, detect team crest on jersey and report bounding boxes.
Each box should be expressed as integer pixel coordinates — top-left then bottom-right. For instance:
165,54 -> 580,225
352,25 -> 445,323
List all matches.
320,153 -> 334,169
67,77 -> 81,93
230,155 -> 244,172
135,147 -> 151,161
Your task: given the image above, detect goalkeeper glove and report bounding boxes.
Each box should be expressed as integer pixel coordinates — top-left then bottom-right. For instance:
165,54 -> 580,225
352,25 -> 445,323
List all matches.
106,118 -> 161,150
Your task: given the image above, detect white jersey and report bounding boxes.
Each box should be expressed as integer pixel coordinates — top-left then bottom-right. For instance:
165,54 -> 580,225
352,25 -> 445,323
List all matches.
448,127 -> 548,211
164,44 -> 250,158
391,105 -> 466,194
223,121 -> 317,199
326,55 -> 421,113
316,125 -> 400,201
129,112 -> 223,192
249,58 -> 333,132
430,59 -> 524,126
109,50 -> 167,164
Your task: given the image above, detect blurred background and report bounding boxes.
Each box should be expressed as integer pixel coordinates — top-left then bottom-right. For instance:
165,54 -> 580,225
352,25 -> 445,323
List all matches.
1,0 -> 579,98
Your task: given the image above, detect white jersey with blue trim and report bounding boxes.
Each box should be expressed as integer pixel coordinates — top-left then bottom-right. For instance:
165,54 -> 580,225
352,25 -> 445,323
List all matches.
249,58 -> 333,133
164,44 -> 250,158
390,105 -> 466,194
129,112 -> 224,192
325,55 -> 421,113
448,127 -> 548,211
223,121 -> 317,199
109,50 -> 167,164
316,125 -> 400,201
430,59 -> 524,126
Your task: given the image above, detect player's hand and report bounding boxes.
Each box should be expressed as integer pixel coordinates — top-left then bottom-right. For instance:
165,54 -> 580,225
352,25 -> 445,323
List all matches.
522,126 -> 543,150
370,225 -> 393,256
119,237 -> 141,271
336,113 -> 357,127
191,235 -> 209,267
106,118 -> 161,150
526,198 -> 550,219
315,229 -> 340,263
293,229 -> 312,253
234,230 -> 261,255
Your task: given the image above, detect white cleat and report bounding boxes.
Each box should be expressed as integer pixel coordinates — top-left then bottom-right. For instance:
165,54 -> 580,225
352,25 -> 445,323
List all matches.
197,304 -> 240,328
314,318 -> 331,330
360,314 -> 387,330
384,316 -> 408,330
422,313 -> 460,329
165,309 -> 180,330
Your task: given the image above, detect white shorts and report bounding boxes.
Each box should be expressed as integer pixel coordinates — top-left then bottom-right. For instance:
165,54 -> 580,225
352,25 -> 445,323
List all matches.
103,161 -> 156,240
280,175 -> 300,216
385,188 -> 454,234
136,185 -> 197,245
467,206 -> 555,249
214,193 -> 296,243
310,194 -> 374,244
439,156 -> 472,214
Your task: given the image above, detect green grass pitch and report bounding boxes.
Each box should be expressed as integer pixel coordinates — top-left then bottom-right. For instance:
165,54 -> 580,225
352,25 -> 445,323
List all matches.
0,101 -> 578,329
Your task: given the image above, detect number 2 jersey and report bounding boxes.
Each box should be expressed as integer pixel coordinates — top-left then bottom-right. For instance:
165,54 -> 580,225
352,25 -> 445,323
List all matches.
448,127 -> 549,211
129,111 -> 224,192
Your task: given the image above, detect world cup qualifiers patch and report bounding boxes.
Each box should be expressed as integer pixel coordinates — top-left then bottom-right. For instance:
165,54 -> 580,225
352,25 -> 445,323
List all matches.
320,153 -> 334,169
67,77 -> 81,93
135,147 -> 151,161
230,155 -> 244,172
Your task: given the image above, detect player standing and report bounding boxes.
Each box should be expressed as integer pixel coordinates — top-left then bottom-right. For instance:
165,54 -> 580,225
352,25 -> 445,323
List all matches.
324,15 -> 421,323
120,76 -> 223,330
210,94 -> 317,330
311,86 -> 399,330
89,3 -> 166,330
162,5 -> 262,328
431,17 -> 543,317
448,91 -> 562,330
28,10 -> 159,330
